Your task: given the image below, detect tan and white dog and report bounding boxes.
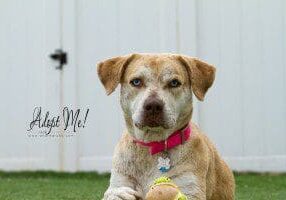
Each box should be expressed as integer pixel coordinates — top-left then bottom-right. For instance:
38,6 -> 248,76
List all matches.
97,53 -> 235,200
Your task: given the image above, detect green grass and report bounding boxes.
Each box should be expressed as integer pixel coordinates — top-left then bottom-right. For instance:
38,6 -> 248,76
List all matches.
0,171 -> 109,200
235,173 -> 286,200
0,171 -> 285,200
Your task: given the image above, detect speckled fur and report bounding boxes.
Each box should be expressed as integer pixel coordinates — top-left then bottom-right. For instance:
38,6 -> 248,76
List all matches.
97,53 -> 235,200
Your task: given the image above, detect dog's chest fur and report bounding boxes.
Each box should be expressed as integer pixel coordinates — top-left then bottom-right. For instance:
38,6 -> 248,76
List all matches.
113,132 -> 200,196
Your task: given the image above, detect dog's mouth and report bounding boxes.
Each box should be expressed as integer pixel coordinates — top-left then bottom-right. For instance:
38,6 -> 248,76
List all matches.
134,121 -> 171,131
133,111 -> 175,132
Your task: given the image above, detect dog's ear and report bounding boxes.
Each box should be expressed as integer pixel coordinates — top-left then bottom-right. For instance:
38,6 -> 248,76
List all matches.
97,54 -> 136,95
178,56 -> 216,101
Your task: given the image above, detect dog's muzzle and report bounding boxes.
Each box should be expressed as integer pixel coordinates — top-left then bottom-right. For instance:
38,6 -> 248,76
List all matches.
135,95 -> 166,128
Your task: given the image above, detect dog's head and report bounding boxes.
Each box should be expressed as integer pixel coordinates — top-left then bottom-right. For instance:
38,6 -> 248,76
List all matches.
97,54 -> 215,142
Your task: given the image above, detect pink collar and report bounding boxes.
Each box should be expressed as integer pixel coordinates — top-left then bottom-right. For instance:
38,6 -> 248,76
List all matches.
133,124 -> 191,155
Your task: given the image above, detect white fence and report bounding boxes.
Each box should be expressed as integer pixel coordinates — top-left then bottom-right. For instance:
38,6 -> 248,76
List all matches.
0,0 -> 285,172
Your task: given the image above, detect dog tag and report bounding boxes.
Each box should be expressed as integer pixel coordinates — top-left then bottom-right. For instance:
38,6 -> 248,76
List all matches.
157,156 -> 171,173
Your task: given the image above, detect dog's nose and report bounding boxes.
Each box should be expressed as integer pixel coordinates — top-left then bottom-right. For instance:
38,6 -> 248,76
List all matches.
143,98 -> 164,115
137,93 -> 165,128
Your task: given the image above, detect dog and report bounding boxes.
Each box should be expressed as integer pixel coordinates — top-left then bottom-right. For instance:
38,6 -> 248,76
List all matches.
97,53 -> 235,200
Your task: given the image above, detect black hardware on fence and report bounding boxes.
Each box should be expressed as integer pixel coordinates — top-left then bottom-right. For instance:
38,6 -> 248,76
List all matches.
50,49 -> 67,70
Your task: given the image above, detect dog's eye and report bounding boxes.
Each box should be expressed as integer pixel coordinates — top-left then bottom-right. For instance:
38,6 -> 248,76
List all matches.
168,79 -> 181,88
130,78 -> 142,87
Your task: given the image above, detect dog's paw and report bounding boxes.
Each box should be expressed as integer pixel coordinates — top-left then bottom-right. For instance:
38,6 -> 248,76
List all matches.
103,187 -> 142,200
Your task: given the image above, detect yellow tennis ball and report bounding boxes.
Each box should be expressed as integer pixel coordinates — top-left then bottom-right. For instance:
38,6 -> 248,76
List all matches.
145,177 -> 187,200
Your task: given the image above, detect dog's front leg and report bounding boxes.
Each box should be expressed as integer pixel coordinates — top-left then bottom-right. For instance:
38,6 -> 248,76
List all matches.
172,173 -> 206,200
103,170 -> 143,200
